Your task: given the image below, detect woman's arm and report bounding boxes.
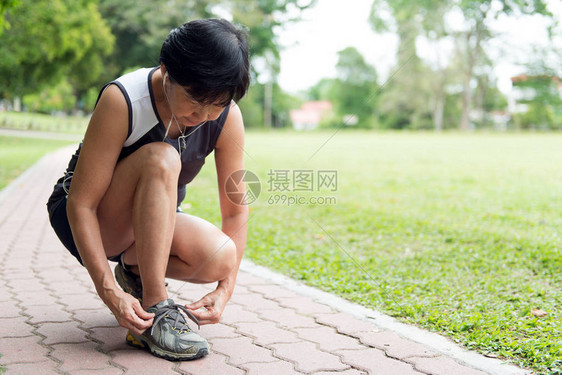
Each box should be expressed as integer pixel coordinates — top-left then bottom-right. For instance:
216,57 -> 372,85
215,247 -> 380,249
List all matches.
187,103 -> 248,324
214,103 -> 249,295
66,84 -> 153,334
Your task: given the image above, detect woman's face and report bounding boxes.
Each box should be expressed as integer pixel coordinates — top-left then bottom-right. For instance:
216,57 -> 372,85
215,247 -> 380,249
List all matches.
164,75 -> 226,127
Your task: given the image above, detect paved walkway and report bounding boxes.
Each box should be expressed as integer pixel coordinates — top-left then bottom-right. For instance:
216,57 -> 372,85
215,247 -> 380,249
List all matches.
0,145 -> 528,374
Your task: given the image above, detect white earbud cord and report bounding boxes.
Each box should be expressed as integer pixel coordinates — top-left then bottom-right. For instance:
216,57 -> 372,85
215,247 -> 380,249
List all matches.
162,75 -> 208,157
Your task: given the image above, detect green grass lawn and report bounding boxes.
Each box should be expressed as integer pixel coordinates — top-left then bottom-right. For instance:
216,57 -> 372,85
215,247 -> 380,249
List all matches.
0,136 -> 75,190
184,130 -> 562,375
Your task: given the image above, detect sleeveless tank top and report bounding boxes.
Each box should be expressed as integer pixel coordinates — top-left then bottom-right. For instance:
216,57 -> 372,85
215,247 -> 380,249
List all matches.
47,67 -> 229,216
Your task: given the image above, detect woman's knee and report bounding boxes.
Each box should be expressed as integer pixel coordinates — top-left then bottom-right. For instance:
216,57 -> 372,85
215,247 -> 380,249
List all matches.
138,142 -> 181,182
199,237 -> 237,283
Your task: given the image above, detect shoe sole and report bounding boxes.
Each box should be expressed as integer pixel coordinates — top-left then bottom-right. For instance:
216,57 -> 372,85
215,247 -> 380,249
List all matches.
126,331 -> 208,361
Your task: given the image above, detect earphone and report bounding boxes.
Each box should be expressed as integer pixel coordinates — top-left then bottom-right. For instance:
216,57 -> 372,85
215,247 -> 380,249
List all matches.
163,71 -> 168,90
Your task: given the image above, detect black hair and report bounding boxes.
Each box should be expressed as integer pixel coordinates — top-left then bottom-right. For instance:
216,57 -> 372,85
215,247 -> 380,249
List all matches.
159,19 -> 250,107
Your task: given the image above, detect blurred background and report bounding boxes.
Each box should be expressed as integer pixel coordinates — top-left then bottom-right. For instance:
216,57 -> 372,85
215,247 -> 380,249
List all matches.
0,0 -> 560,132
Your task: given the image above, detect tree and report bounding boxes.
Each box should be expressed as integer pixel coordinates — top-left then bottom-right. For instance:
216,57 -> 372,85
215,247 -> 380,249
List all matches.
238,82 -> 301,128
369,0 -> 555,130
229,0 -> 314,67
369,0 -> 447,129
228,0 -> 315,127
512,74 -> 562,129
0,0 -> 114,101
98,0 -> 218,80
98,0 -> 314,80
512,44 -> 562,129
308,78 -> 337,102
332,47 -> 378,128
23,79 -> 77,114
0,0 -> 18,32
306,48 -> 379,129
450,0 -> 553,130
97,0 -> 314,125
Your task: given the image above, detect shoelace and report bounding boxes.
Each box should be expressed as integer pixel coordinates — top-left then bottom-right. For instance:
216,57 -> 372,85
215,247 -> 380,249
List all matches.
151,303 -> 200,335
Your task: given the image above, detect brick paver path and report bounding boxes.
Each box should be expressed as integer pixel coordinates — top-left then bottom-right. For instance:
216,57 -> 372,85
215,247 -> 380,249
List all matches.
0,145 -> 526,374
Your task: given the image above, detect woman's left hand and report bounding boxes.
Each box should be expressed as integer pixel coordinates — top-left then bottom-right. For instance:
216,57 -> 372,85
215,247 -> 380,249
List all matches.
186,286 -> 230,325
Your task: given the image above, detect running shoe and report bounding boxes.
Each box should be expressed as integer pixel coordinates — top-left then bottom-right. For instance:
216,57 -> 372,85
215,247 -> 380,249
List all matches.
126,299 -> 208,360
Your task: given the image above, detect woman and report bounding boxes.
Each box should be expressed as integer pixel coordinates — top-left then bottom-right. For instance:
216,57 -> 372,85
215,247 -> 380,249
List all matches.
47,19 -> 250,361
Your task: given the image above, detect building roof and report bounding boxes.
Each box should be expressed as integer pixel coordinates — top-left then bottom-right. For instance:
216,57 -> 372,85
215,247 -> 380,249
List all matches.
511,74 -> 562,89
290,101 -> 333,125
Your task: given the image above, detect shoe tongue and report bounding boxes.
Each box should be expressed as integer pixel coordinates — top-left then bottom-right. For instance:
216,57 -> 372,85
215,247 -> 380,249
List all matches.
149,298 -> 199,331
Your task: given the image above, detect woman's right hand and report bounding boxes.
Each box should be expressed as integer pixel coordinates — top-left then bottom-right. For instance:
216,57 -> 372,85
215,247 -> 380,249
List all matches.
105,289 -> 154,335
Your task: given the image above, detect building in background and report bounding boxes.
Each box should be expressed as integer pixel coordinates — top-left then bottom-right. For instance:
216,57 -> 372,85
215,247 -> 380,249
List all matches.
290,101 -> 333,130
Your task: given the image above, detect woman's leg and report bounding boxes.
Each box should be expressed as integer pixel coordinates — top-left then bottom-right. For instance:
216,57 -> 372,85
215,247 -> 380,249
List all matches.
95,141 -> 236,309
96,142 -> 180,309
121,212 -> 237,284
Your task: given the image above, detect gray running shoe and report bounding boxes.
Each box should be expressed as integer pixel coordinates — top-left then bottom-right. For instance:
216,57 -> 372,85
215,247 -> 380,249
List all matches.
126,299 -> 209,361
115,262 -> 143,301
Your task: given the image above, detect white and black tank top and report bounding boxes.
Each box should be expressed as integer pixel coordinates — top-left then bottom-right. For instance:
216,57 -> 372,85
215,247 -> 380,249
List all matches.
47,67 -> 229,215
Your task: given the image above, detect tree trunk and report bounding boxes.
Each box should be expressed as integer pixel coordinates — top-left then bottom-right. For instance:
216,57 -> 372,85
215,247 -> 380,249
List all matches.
433,93 -> 444,132
264,80 -> 272,128
458,9 -> 486,131
13,97 -> 21,112
459,75 -> 472,131
430,38 -> 447,132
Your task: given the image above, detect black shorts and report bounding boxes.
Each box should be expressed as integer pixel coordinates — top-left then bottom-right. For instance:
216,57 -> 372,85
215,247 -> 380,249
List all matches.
48,197 -> 120,266
48,197 -> 183,266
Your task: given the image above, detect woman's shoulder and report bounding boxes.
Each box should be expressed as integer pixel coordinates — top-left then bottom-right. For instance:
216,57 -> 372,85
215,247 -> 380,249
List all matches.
112,67 -> 156,103
215,103 -> 244,150
222,103 -> 243,131
114,67 -> 155,85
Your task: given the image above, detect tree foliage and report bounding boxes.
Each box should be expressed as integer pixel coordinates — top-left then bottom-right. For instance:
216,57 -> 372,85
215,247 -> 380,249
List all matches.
96,0 -> 314,124
450,0 -> 553,130
368,0 -> 555,130
22,79 -> 77,114
229,0 -> 314,75
0,0 -> 18,31
228,0 -> 315,127
0,0 -> 114,98
308,47 -> 379,129
0,0 -> 312,120
97,0 -> 315,80
333,47 -> 378,128
369,0 -> 447,130
512,75 -> 562,129
239,82 -> 300,128
98,0 -> 216,80
3,0 -> 554,129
